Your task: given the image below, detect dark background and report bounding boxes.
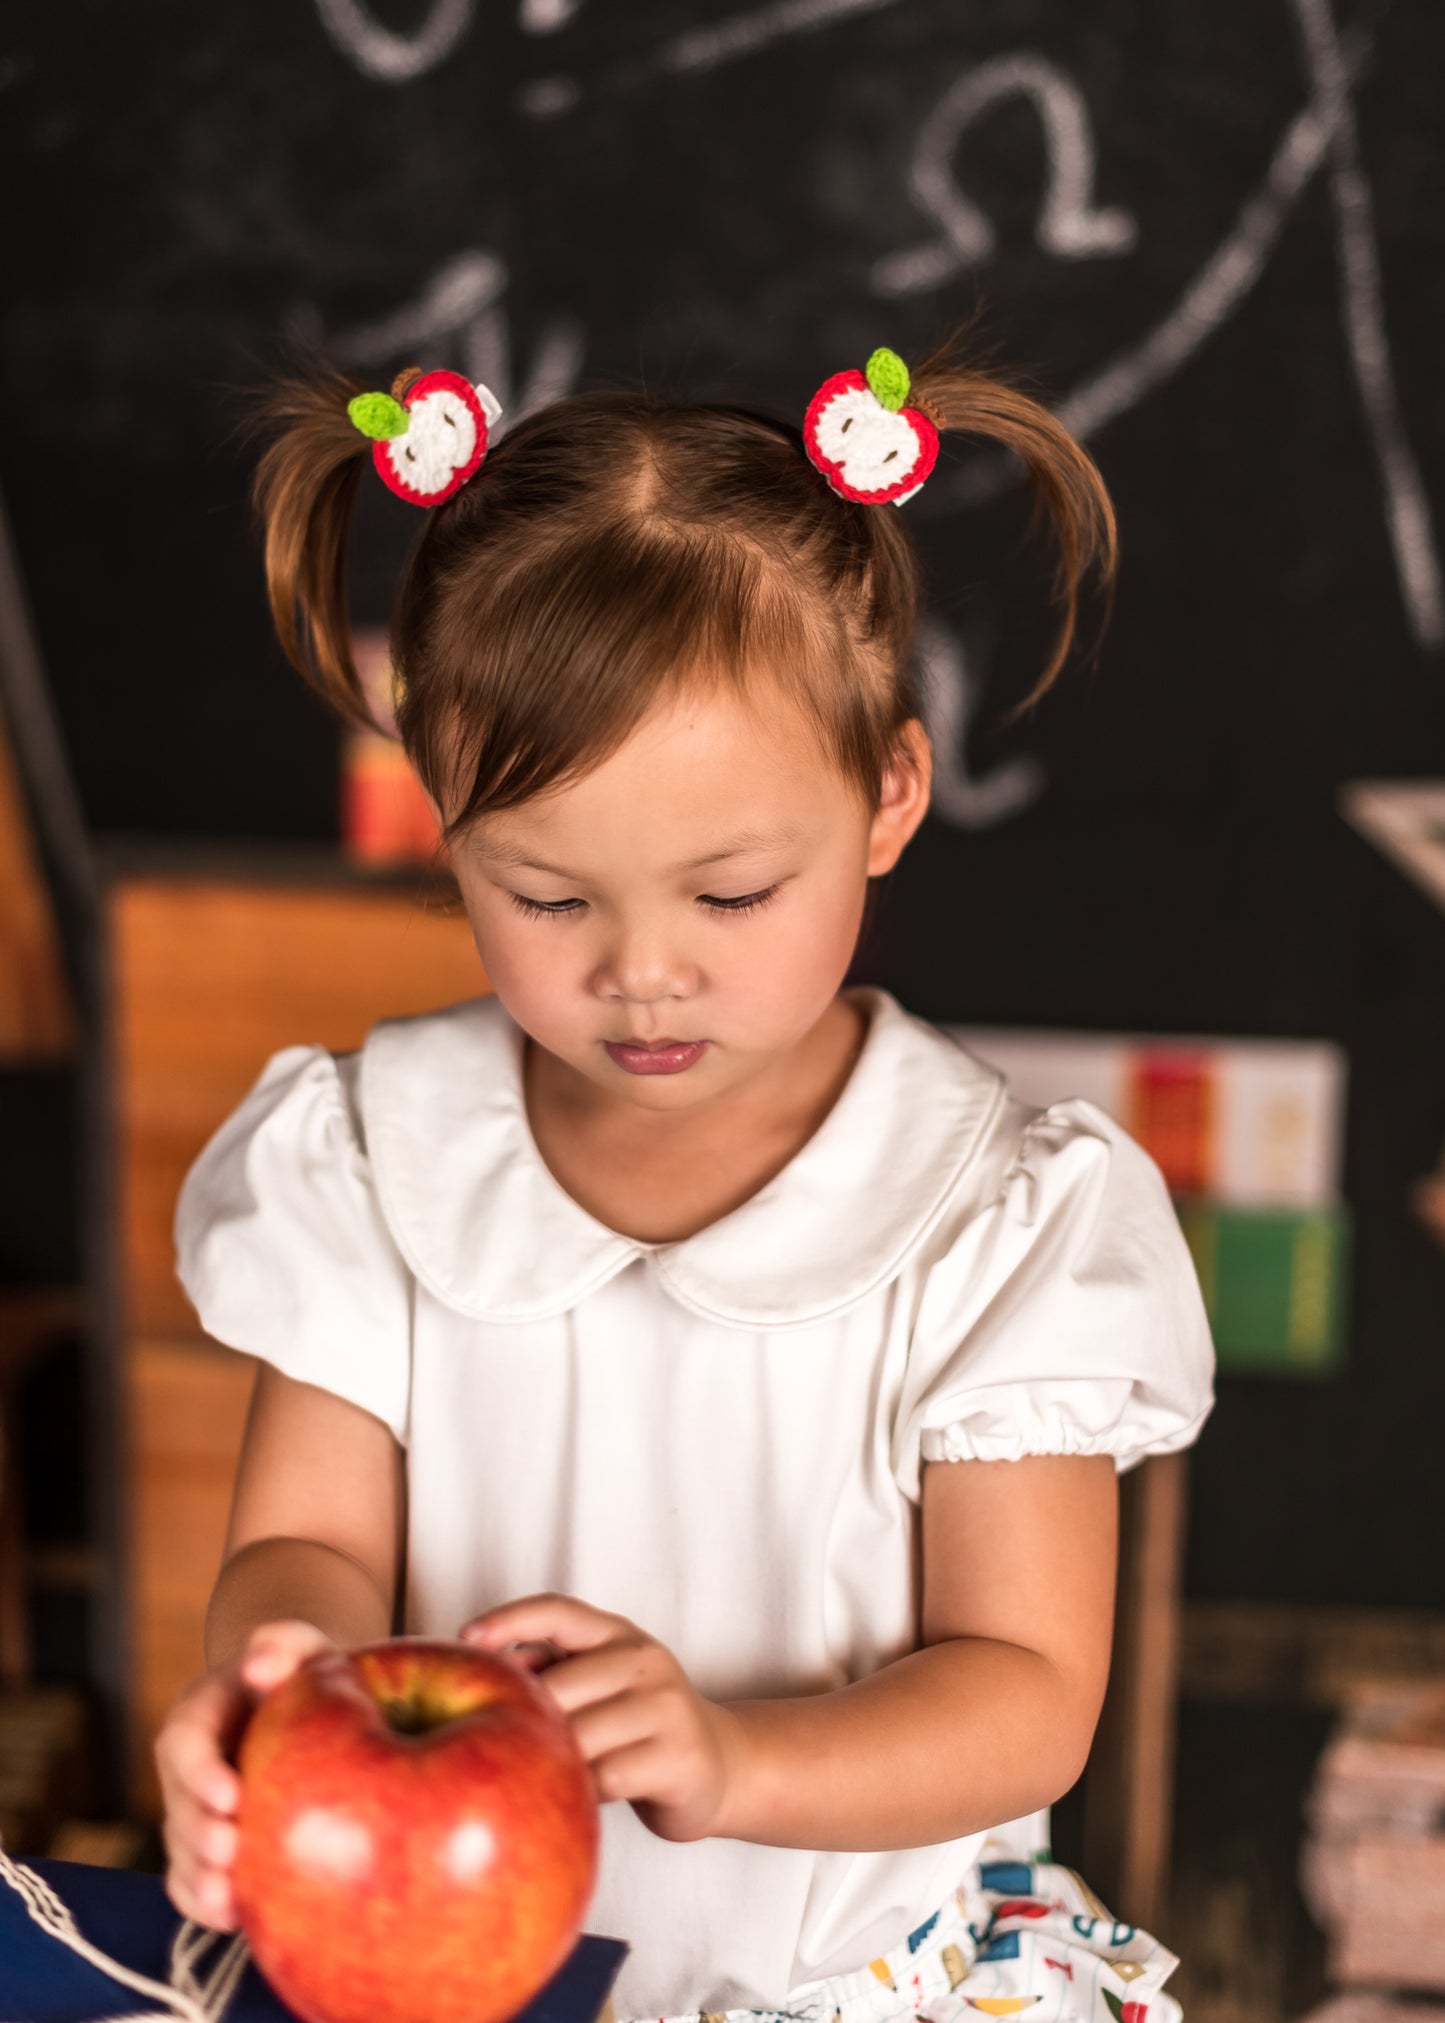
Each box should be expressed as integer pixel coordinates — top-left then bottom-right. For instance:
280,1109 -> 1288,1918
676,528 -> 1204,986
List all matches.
2,0 -> 1443,1611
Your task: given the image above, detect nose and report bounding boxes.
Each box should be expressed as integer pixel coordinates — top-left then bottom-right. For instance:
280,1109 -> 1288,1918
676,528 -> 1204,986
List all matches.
591,921 -> 698,1006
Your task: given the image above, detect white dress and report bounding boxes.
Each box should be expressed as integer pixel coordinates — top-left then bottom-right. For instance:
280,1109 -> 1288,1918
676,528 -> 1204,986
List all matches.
173,986 -> 1215,2022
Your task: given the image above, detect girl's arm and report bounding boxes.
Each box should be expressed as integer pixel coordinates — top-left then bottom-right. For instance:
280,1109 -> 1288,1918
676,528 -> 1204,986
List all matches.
205,1362 -> 405,1665
468,1454 -> 1119,1851
156,1364 -> 404,1927
715,1453 -> 1118,1850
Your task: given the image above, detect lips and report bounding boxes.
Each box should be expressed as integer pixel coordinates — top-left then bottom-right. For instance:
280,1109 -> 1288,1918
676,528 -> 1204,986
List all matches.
603,1037 -> 709,1076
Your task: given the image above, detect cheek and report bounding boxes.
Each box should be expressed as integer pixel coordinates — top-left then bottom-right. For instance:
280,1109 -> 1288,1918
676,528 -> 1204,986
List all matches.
477,943 -> 597,1069
720,876 -> 868,1021
477,922 -> 569,995
458,900 -> 582,1028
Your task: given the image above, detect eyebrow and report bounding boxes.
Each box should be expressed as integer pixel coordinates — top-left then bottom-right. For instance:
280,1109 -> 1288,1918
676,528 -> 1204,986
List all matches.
475,827 -> 799,879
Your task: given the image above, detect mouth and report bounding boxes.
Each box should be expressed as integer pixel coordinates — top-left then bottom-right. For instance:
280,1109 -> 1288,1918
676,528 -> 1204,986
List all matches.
603,1036 -> 710,1077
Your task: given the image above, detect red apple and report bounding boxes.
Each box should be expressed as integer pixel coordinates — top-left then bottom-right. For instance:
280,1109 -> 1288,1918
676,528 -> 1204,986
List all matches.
233,1638 -> 599,2023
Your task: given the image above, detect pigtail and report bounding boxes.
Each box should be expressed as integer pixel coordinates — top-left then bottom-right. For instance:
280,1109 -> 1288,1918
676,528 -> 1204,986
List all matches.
909,330 -> 1117,713
250,361 -> 380,733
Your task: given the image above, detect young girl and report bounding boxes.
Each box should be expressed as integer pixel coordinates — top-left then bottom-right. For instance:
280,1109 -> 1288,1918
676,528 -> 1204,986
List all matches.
156,335 -> 1214,2023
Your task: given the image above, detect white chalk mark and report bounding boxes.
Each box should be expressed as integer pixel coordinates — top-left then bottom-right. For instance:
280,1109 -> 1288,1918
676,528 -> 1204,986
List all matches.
917,618 -> 1045,830
520,0 -> 583,30
330,252 -> 506,363
1290,0 -> 1443,647
933,48 -> 1357,508
1057,90 -> 1335,440
925,19 -> 1442,655
872,54 -> 1136,295
321,250 -> 587,445
463,306 -> 587,434
313,0 -> 474,81
517,0 -> 905,115
662,0 -> 900,73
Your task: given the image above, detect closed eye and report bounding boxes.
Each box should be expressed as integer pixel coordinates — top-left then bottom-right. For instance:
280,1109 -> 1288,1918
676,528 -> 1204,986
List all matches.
506,885 -> 783,921
508,893 -> 584,918
699,886 -> 779,917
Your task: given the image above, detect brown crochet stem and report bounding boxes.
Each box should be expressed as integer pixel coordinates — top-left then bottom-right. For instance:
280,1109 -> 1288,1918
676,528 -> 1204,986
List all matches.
908,391 -> 946,428
391,367 -> 425,401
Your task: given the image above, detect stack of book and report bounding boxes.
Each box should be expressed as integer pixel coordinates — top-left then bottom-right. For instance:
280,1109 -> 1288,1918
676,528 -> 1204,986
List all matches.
1301,1685 -> 1445,1993
950,1027 -> 1350,1376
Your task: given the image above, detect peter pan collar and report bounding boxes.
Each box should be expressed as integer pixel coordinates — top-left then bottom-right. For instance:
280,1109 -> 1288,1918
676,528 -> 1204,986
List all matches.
358,987 -> 1005,1329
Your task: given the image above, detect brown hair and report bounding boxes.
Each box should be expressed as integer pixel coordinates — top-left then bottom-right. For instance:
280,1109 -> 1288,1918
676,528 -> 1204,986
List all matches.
251,328 -> 1116,848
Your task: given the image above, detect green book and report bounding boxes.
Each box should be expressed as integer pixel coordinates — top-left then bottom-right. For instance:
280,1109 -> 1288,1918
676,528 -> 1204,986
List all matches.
1175,1201 -> 1350,1376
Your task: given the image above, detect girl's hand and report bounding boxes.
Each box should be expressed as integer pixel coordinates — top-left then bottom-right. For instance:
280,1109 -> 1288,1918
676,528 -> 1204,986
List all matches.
461,1595 -> 748,1844
155,1619 -> 334,1929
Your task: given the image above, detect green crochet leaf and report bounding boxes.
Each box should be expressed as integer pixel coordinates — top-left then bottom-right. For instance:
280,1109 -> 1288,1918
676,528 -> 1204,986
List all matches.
347,391 -> 410,441
864,347 -> 910,411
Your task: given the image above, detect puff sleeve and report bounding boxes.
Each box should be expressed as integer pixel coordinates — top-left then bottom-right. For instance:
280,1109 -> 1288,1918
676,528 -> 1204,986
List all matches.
892,1098 -> 1215,1501
173,1044 -> 413,1444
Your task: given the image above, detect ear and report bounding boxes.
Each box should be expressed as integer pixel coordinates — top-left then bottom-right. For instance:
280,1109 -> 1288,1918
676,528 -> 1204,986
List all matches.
866,719 -> 932,876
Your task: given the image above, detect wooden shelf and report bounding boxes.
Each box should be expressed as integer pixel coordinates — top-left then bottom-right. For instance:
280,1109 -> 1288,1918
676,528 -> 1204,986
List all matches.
93,832 -> 460,894
104,862 -> 487,1808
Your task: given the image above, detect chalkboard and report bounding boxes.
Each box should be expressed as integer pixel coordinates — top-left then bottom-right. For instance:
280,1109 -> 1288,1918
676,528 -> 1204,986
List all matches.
2,0 -> 1444,1607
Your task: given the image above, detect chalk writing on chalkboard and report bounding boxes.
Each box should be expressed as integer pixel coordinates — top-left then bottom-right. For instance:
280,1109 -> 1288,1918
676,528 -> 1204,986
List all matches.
515,0 -> 903,113
917,618 -> 1045,830
313,0 -> 474,81
880,0 -> 1442,652
871,54 -> 1136,294
302,0 -> 1440,841
313,0 -> 912,103
296,251 -> 586,437
497,0 -> 1444,654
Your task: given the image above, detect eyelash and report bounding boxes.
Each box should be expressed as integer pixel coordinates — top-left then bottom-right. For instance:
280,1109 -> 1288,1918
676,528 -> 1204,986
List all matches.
507,886 -> 781,921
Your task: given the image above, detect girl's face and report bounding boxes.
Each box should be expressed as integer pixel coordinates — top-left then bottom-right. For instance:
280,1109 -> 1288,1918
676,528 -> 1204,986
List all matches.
439,677 -> 931,1114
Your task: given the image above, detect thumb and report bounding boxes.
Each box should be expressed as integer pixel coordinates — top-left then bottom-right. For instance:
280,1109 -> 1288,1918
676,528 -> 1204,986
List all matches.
239,1620 -> 333,1693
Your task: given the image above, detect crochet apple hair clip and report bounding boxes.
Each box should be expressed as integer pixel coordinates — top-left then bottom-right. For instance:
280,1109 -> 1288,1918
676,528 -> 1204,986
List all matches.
803,347 -> 939,507
347,369 -> 503,506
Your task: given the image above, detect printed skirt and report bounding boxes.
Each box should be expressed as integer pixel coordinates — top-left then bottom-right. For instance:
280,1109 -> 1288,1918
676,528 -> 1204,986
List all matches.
646,1844 -> 1181,2023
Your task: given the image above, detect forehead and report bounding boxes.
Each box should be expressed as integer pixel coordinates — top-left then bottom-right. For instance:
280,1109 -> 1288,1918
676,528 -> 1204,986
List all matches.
467,677 -> 858,861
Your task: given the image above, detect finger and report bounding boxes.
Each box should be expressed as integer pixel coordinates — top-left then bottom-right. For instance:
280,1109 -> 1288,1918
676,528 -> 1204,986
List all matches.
166,1854 -> 240,1933
240,1620 -> 331,1692
162,1788 -> 241,1872
564,1688 -> 666,1768
523,1639 -> 666,1716
588,1736 -> 672,1805
501,1640 -> 567,1673
461,1594 -> 629,1656
158,1683 -> 246,1815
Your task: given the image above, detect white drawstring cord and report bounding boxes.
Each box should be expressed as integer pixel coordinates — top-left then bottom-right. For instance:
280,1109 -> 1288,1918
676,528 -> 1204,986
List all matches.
0,1842 -> 251,2023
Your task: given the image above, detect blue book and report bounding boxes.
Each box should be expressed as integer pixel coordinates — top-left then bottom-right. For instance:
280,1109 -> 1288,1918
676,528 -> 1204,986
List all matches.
0,1856 -> 627,2023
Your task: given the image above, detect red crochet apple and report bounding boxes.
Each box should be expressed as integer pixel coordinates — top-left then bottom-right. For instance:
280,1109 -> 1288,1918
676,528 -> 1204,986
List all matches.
347,371 -> 502,507
803,347 -> 939,506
